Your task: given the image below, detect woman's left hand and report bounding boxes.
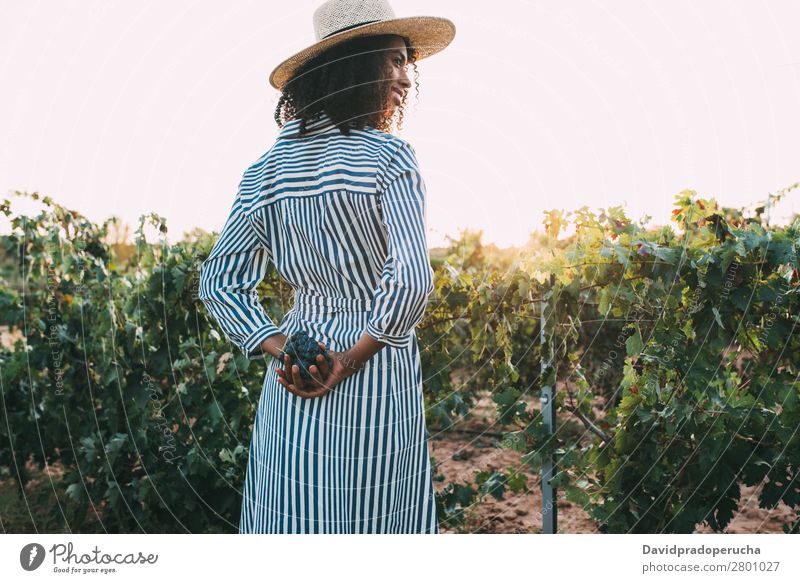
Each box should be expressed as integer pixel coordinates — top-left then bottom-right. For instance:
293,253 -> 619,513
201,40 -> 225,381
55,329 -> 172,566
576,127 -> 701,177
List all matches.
275,343 -> 332,399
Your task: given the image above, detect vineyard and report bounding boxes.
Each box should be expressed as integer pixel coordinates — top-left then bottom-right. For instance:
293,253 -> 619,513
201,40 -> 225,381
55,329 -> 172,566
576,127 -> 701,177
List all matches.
1,186 -> 799,534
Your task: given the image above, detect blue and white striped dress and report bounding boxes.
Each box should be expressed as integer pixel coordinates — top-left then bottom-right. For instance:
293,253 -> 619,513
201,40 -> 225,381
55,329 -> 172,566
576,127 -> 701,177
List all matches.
198,111 -> 439,533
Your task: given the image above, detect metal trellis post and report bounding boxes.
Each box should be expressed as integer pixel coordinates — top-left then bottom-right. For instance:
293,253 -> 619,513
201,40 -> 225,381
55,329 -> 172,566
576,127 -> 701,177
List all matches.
540,272 -> 557,533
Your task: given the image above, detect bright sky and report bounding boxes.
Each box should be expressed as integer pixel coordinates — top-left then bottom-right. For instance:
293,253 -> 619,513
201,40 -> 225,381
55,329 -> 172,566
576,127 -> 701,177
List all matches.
2,0 -> 799,248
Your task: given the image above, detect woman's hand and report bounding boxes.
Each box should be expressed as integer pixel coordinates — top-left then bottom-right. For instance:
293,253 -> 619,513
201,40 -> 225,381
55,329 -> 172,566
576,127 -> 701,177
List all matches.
275,342 -> 331,398
275,342 -> 362,399
320,345 -> 363,389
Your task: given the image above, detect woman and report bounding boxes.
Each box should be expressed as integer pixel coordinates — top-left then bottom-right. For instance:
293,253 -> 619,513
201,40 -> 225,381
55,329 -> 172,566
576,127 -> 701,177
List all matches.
198,0 -> 455,534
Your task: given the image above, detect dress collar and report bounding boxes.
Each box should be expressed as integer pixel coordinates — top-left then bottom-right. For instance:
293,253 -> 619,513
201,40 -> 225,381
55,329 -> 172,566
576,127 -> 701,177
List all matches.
277,111 -> 343,139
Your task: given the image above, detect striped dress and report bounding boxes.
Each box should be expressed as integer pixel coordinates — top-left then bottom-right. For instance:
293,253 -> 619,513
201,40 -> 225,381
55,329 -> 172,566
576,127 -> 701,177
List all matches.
198,111 -> 439,534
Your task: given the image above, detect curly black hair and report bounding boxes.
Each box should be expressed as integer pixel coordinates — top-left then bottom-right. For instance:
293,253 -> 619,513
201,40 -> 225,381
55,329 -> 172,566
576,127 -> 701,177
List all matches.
274,34 -> 420,137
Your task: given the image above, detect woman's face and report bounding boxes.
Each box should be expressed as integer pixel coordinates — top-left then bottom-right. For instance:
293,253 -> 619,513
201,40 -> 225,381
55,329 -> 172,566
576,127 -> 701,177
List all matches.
380,35 -> 412,114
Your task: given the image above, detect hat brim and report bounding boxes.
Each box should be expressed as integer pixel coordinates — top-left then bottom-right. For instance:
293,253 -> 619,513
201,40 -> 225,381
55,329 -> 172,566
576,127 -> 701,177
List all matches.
268,16 -> 455,90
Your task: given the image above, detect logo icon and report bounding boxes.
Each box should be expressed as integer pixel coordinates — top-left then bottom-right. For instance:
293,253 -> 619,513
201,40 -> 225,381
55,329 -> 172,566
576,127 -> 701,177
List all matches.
20,543 -> 46,571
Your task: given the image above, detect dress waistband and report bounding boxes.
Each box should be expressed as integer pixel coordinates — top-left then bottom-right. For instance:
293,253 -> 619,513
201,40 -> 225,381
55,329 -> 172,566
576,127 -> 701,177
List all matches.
293,290 -> 374,313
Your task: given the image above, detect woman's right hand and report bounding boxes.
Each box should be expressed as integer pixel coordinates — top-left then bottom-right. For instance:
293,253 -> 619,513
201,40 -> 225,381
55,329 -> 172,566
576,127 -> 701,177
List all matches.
318,343 -> 362,390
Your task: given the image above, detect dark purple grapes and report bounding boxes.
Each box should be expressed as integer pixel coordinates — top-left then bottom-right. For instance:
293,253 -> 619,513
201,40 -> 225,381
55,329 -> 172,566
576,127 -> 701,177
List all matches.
280,331 -> 333,384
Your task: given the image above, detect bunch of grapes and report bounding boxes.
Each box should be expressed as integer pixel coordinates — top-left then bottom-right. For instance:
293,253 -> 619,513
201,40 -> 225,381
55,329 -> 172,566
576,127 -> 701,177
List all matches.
279,330 -> 333,383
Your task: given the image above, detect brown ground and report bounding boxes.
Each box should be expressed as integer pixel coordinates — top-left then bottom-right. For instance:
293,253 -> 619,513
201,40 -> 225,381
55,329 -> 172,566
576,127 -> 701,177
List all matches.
430,391 -> 797,534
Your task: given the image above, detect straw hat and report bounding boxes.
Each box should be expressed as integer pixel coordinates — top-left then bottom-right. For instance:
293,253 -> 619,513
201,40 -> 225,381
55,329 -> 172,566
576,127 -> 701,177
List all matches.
268,0 -> 456,91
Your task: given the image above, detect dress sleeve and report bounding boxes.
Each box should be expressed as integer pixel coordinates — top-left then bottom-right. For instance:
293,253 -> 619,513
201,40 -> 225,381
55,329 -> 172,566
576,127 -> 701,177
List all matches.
198,175 -> 281,360
365,141 -> 436,349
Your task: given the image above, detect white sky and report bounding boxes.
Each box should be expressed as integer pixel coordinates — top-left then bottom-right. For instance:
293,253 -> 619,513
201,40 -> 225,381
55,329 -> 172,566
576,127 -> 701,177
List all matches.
1,0 -> 799,248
